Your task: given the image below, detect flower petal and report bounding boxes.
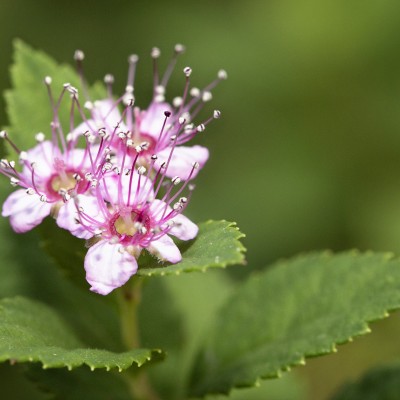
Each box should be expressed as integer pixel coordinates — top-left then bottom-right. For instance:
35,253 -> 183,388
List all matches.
101,171 -> 155,206
149,199 -> 198,241
2,189 -> 52,233
139,102 -> 173,143
22,141 -> 59,180
156,145 -> 209,179
148,234 -> 182,264
85,241 -> 138,295
56,194 -> 104,239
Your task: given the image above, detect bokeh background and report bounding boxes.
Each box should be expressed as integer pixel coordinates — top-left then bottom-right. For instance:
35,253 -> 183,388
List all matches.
2,0 -> 400,399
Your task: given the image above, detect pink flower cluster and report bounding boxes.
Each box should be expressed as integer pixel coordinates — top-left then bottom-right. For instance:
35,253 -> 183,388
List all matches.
0,45 -> 226,294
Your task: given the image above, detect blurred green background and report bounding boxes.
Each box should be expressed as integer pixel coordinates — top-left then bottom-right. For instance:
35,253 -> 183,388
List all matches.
2,0 -> 400,399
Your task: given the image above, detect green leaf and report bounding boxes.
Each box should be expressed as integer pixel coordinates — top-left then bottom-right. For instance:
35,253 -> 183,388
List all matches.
26,365 -> 132,400
38,219 -> 245,286
189,251 -> 400,397
137,220 -> 246,276
0,296 -> 162,371
4,39 -> 105,149
331,363 -> 400,400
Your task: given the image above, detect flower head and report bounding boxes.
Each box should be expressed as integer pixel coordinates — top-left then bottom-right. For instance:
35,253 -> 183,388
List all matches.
70,140 -> 200,295
0,83 -> 100,234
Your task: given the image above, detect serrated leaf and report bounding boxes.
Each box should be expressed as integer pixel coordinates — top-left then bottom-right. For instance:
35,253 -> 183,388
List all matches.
331,363 -> 400,400
188,251 -> 400,397
38,219 -> 245,286
0,296 -> 162,371
137,220 -> 246,277
4,39 -> 105,149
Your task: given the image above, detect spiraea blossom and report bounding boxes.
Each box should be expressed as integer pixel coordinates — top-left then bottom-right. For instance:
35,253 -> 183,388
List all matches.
70,136 -> 200,294
71,45 -> 226,180
0,82 -> 99,234
0,44 -> 225,295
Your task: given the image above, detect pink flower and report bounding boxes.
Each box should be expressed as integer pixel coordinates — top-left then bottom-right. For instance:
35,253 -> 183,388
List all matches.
71,45 -> 226,180
72,142 -> 200,295
0,83 -> 100,235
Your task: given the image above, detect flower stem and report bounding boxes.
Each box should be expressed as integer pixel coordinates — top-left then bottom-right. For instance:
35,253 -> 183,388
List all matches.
118,277 -> 161,400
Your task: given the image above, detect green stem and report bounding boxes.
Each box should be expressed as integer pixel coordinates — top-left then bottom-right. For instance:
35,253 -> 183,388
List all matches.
118,277 -> 161,400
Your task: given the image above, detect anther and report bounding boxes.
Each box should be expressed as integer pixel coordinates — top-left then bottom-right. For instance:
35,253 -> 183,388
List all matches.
84,172 -> 93,181
155,85 -> 165,95
140,226 -> 148,235
164,111 -> 171,117
179,197 -> 188,203
183,67 -> 192,77
126,139 -> 134,147
196,124 -> 206,132
151,47 -> 161,59
173,202 -> 183,211
173,97 -> 183,107
19,151 -> 28,162
138,166 -> 146,175
125,85 -> 134,94
151,154 -> 158,161
184,124 -> 194,133
0,159 -> 8,168
170,135 -> 177,141
192,161 -> 200,169
84,101 -> 93,110
155,94 -> 165,103
44,76 -> 52,85
74,50 -> 85,61
202,91 -> 212,102
40,194 -> 48,202
73,173 -> 81,181
9,160 -> 16,168
190,87 -> 200,97
104,74 -> 114,84
128,54 -> 139,64
174,43 -> 185,54
218,69 -> 228,80
35,132 -> 45,142
26,188 -> 35,195
178,117 -> 186,125
98,127 -> 107,137
213,109 -> 221,119
90,179 -> 98,188
10,177 -> 19,186
0,131 -> 7,139
188,184 -> 195,191
172,176 -> 181,185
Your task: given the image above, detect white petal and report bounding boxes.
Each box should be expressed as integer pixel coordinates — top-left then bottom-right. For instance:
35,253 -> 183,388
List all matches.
2,189 -> 52,233
156,145 -> 209,179
149,199 -> 198,241
56,194 -> 105,239
85,241 -> 138,295
169,213 -> 198,240
148,234 -> 182,263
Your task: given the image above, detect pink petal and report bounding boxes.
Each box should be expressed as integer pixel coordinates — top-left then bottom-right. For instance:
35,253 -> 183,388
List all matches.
85,241 -> 138,295
2,189 -> 52,233
23,141 -> 59,179
156,145 -> 209,179
92,99 -> 124,129
169,213 -> 198,240
139,102 -> 173,142
149,199 -> 198,241
101,171 -> 155,206
56,195 -> 104,239
148,234 -> 182,263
